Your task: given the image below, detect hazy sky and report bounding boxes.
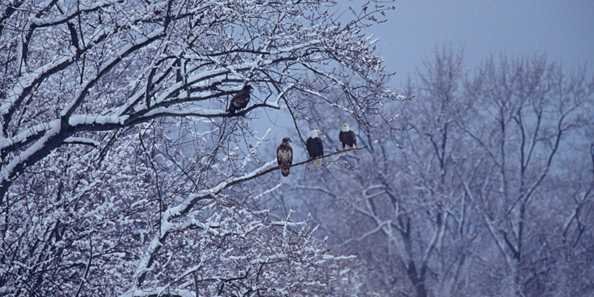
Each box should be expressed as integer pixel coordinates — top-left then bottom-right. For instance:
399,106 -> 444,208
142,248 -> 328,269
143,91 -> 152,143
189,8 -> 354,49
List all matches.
259,1 -> 594,142
348,0 -> 594,85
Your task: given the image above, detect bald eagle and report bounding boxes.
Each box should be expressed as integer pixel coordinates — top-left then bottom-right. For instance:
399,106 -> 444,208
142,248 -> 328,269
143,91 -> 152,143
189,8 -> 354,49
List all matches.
339,123 -> 357,149
277,137 -> 293,176
228,84 -> 252,114
306,129 -> 324,166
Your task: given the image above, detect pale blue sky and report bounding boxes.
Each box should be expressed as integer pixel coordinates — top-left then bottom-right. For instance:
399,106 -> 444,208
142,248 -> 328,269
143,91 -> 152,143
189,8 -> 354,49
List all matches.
348,0 -> 594,84
259,1 -> 594,146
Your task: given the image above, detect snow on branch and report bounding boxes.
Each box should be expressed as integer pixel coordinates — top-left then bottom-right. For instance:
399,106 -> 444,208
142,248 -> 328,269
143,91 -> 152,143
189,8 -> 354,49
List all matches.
126,146 -> 365,292
0,1 -> 393,294
63,137 -> 101,147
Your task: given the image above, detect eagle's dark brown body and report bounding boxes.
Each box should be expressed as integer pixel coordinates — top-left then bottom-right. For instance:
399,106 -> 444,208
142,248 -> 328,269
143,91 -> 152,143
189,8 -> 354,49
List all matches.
306,131 -> 324,166
339,130 -> 356,149
229,85 -> 252,114
306,137 -> 323,159
277,138 -> 293,176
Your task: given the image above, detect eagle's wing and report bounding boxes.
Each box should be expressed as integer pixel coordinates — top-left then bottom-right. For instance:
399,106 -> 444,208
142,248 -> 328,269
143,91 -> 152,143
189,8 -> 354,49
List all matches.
306,138 -> 323,157
306,138 -> 314,156
349,131 -> 357,146
287,145 -> 293,164
317,138 -> 324,156
277,145 -> 284,165
232,89 -> 250,106
339,131 -> 346,144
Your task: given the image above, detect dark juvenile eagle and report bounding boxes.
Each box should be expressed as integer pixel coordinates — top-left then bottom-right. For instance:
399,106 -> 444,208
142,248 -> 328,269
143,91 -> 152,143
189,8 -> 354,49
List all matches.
228,84 -> 253,114
277,137 -> 293,176
339,123 -> 357,149
306,129 -> 324,166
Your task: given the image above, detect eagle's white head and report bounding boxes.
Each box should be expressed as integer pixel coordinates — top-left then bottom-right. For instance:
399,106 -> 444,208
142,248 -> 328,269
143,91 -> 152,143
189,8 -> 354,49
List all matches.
310,129 -> 321,138
341,123 -> 351,132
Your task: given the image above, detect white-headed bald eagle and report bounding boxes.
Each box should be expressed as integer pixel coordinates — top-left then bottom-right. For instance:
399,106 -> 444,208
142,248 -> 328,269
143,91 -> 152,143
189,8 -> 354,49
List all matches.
277,137 -> 293,176
306,129 -> 324,166
339,123 -> 357,149
228,84 -> 252,114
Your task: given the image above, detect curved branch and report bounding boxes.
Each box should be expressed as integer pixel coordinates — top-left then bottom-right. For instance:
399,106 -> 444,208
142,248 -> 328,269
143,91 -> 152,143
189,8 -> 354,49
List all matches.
128,146 -> 365,290
229,146 -> 367,188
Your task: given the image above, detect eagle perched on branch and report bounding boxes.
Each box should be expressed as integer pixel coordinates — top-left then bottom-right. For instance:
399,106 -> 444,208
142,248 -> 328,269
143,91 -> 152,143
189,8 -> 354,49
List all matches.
339,123 -> 357,149
228,84 -> 252,114
306,129 -> 324,166
277,137 -> 293,176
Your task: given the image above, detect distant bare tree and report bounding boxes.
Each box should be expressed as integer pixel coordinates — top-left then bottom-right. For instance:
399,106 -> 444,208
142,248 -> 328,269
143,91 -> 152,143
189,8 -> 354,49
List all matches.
460,55 -> 594,297
277,49 -> 594,297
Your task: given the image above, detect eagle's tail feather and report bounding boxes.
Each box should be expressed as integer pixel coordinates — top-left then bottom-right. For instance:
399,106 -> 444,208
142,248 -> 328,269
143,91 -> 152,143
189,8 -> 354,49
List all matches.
281,167 -> 290,176
314,158 -> 322,167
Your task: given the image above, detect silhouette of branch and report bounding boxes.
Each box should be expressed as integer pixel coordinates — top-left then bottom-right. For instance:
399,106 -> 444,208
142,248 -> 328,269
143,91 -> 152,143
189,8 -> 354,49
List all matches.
225,146 -> 366,189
